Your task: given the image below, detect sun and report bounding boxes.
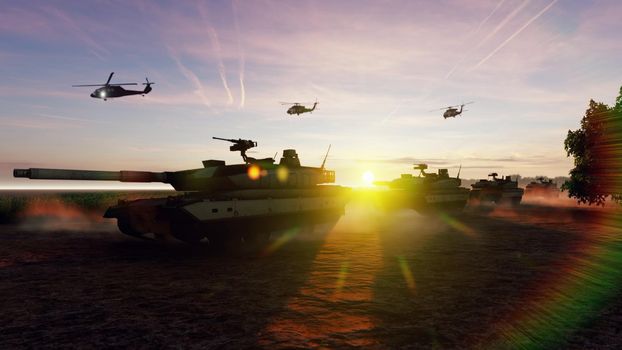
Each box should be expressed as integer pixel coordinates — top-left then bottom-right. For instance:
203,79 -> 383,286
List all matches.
362,170 -> 375,187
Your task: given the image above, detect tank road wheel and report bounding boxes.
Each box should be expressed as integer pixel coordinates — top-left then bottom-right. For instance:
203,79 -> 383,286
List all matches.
170,221 -> 206,244
208,232 -> 243,250
117,219 -> 150,240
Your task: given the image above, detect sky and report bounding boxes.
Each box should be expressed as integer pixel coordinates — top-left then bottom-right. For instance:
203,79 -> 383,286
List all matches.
1,0 -> 621,189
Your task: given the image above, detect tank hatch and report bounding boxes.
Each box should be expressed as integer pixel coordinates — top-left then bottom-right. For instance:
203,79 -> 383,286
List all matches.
202,160 -> 225,168
279,149 -> 301,167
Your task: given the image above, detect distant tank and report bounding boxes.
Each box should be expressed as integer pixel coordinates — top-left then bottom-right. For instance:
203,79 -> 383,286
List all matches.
374,164 -> 470,213
14,137 -> 349,245
525,176 -> 560,198
469,173 -> 523,206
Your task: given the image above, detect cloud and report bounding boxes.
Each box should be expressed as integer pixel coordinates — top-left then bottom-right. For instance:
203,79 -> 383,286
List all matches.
349,154 -> 565,166
0,116 -> 85,130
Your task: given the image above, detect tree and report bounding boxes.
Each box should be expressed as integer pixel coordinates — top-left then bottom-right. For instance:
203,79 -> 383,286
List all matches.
563,87 -> 622,205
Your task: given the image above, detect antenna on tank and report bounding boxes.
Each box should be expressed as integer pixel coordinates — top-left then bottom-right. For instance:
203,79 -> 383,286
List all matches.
320,144 -> 331,169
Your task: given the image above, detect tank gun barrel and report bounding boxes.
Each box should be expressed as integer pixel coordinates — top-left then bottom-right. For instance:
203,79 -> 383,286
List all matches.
13,168 -> 168,183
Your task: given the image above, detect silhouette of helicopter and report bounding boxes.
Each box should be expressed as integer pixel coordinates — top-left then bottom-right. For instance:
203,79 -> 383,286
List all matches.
280,100 -> 318,116
72,72 -> 154,101
431,101 -> 473,119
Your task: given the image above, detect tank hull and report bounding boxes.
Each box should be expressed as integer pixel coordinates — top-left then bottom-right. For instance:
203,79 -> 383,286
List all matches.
378,187 -> 470,214
524,185 -> 560,198
104,186 -> 349,243
469,187 -> 524,205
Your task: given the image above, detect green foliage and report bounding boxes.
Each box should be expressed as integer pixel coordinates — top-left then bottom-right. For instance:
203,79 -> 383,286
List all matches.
563,87 -> 622,205
0,196 -> 28,223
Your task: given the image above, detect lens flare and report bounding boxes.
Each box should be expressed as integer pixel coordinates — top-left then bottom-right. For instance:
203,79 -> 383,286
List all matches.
334,261 -> 350,295
247,165 -> 261,180
398,255 -> 416,292
482,208 -> 622,348
438,212 -> 477,238
277,166 -> 289,183
261,227 -> 299,256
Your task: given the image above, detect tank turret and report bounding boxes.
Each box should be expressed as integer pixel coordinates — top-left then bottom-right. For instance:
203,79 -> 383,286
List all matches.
13,137 -> 349,244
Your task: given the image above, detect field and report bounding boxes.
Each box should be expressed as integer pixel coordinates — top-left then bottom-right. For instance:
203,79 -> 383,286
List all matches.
1,191 -> 622,348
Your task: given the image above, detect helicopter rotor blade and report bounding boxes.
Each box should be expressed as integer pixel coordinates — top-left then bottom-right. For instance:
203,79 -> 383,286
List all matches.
72,84 -> 106,87
428,105 -> 458,112
461,101 -> 474,107
105,72 -> 114,85
142,78 -> 155,85
109,83 -> 138,86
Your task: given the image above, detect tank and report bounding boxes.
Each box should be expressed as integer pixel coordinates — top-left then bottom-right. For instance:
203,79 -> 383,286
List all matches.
469,173 -> 524,206
374,164 -> 471,213
524,176 -> 560,198
13,137 -> 350,245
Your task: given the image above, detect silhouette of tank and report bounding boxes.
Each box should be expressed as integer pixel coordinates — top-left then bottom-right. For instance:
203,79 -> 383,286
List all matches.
469,173 -> 524,206
13,137 -> 349,245
374,164 -> 470,213
524,176 -> 560,198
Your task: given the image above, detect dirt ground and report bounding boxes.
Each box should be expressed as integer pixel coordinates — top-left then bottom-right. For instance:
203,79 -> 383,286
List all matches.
1,202 -> 622,349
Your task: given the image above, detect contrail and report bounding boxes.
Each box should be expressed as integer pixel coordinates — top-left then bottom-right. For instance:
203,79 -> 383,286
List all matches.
207,27 -> 235,106
471,0 -> 558,70
477,0 -> 531,51
445,0 -> 530,79
472,0 -> 508,37
232,0 -> 246,109
198,3 -> 234,106
168,47 -> 212,108
238,65 -> 246,109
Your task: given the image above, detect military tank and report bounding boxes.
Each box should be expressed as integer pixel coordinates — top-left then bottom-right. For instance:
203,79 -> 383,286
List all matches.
374,164 -> 470,213
469,172 -> 524,206
524,176 -> 560,198
13,137 -> 349,245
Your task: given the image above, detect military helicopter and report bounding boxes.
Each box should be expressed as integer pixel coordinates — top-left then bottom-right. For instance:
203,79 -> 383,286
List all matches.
280,100 -> 318,116
72,72 -> 154,101
431,101 -> 473,119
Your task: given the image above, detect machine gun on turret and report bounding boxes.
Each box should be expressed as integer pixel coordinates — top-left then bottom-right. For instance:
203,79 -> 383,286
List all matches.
414,164 -> 428,177
212,137 -> 258,164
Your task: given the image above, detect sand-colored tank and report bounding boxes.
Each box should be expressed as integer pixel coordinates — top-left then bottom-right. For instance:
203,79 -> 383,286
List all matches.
374,164 -> 470,213
469,173 -> 524,206
14,138 -> 349,244
524,176 -> 560,198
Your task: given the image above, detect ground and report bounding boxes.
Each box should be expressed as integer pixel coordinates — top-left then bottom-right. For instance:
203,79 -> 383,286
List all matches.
1,201 -> 621,349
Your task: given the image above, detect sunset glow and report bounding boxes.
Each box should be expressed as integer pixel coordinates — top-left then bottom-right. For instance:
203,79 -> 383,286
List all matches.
362,171 -> 375,187
0,1 -> 620,188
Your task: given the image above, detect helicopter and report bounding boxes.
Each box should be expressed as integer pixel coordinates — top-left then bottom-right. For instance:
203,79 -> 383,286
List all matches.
72,72 -> 154,101
280,100 -> 318,116
431,101 -> 473,119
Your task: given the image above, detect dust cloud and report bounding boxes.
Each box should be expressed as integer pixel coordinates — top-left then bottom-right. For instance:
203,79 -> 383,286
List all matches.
17,198 -> 116,232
